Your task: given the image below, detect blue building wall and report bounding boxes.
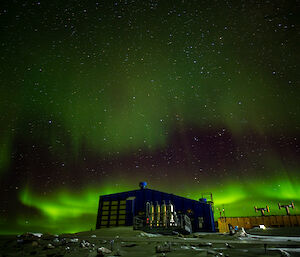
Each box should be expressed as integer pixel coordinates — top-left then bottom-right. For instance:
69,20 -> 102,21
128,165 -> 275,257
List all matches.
96,188 -> 215,232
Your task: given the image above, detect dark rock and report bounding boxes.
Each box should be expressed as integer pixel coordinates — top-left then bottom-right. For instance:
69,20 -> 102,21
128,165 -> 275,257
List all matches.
198,242 -> 212,247
193,234 -> 204,238
155,243 -> 171,253
97,247 -> 112,254
53,238 -> 60,244
235,227 -> 247,237
207,250 -> 217,255
46,252 -> 63,257
114,249 -> 122,256
31,241 -> 39,247
158,254 -> 166,257
225,242 -> 234,248
69,238 -> 79,243
17,239 -> 24,244
97,252 -> 105,257
280,249 -> 291,257
42,233 -> 55,240
122,243 -> 137,247
45,243 -> 55,249
19,233 -> 40,243
60,238 -> 67,245
80,240 -> 91,248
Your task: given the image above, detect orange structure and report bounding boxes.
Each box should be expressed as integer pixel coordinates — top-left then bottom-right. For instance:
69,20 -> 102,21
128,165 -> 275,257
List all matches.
218,215 -> 300,233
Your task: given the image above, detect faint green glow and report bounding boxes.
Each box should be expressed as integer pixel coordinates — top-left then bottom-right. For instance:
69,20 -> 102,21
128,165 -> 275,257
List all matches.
247,178 -> 300,201
20,187 -> 97,219
0,134 -> 11,175
212,184 -> 248,205
19,183 -> 131,220
3,51 -> 295,157
184,173 -> 300,219
14,183 -> 133,234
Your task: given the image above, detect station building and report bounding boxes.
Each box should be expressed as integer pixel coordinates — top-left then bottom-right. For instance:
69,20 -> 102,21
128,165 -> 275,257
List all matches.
96,183 -> 215,232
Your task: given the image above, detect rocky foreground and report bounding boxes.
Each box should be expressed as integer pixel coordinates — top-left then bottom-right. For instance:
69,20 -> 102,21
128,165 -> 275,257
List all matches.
1,227 -> 300,257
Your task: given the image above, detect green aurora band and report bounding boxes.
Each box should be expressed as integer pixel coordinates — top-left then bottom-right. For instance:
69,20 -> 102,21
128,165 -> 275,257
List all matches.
15,170 -> 300,234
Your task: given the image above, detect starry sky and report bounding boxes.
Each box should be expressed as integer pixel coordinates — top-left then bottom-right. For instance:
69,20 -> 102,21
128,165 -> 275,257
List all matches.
0,0 -> 299,234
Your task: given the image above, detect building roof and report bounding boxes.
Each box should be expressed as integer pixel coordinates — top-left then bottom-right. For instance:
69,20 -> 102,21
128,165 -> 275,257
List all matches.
100,188 -> 202,205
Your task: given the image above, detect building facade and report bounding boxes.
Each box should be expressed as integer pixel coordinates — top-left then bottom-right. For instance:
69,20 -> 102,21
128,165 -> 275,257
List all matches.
96,185 -> 215,232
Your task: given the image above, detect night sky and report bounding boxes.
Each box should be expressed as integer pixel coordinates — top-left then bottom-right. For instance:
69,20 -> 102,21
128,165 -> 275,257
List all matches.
0,0 -> 299,234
